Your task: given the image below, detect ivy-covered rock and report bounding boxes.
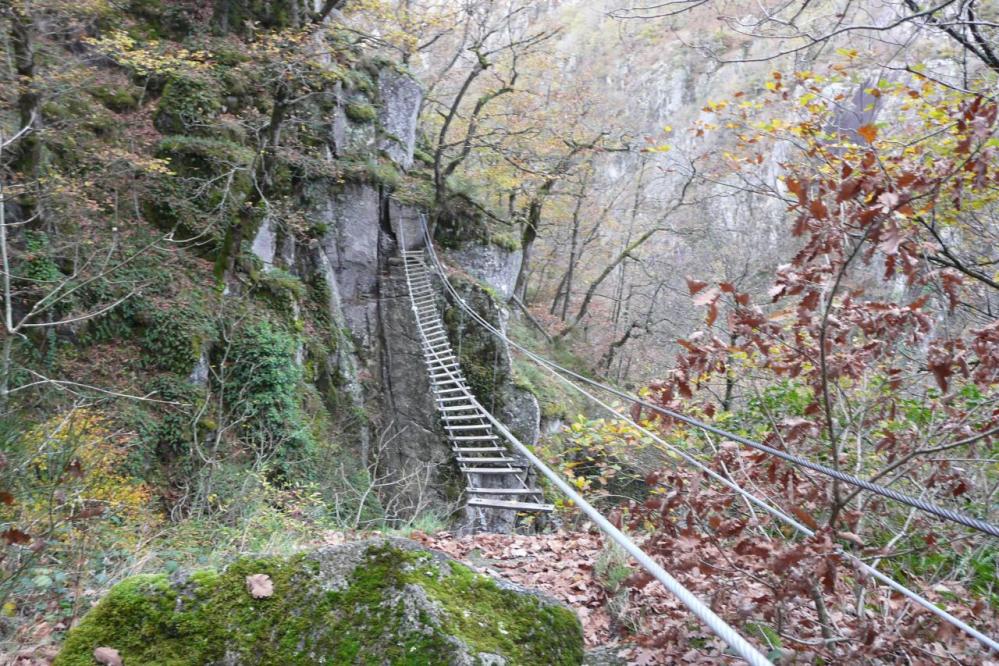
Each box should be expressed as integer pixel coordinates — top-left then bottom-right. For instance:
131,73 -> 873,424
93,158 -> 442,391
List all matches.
54,539 -> 584,665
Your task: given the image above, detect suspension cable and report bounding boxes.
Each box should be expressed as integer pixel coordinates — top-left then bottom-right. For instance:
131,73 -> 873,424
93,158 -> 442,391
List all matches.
413,214 -> 999,654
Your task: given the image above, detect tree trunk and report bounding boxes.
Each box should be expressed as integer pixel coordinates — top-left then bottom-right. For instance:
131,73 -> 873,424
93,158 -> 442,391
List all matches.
560,225 -> 663,337
8,7 -> 42,226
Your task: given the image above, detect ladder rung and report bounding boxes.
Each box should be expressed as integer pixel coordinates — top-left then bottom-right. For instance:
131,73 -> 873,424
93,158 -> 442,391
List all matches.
427,356 -> 457,365
439,405 -> 479,412
431,374 -> 462,381
446,424 -> 492,431
454,447 -> 505,453
451,435 -> 499,441
461,467 -> 526,474
466,487 -> 543,495
467,498 -> 553,512
456,457 -> 518,464
436,395 -> 471,402
428,356 -> 459,364
433,383 -> 466,391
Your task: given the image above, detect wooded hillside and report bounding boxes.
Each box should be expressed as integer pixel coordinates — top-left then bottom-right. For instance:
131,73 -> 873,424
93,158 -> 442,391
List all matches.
1,1 -> 996,663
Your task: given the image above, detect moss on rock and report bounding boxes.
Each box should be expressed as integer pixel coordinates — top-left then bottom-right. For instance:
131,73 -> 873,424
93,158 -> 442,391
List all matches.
154,72 -> 223,135
55,540 -> 583,665
345,101 -> 378,124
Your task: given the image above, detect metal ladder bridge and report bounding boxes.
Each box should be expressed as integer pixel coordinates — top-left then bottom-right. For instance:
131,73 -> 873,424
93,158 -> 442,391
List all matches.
400,249 -> 553,515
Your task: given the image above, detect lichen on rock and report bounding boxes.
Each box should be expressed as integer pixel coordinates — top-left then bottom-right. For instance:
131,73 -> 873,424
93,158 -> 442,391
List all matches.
54,539 -> 584,665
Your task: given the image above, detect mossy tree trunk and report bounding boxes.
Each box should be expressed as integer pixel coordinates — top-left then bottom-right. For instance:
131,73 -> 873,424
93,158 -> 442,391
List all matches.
6,5 -> 43,227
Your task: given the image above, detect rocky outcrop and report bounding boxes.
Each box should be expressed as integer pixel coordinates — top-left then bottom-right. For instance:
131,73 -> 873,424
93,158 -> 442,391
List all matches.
448,242 -> 523,301
54,539 -> 584,665
378,69 -> 422,170
235,56 -> 540,531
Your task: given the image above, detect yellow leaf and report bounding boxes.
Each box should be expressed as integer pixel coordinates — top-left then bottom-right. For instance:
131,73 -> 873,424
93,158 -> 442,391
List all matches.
857,124 -> 878,143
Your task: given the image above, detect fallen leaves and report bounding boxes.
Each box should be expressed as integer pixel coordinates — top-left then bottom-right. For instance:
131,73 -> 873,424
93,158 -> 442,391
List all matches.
3,528 -> 31,545
245,574 -> 274,599
93,647 -> 122,666
411,530 -> 614,647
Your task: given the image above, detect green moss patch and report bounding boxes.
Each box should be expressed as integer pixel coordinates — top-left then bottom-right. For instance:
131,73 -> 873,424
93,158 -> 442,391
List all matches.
88,83 -> 141,113
154,72 -> 223,135
345,101 -> 378,124
55,542 -> 583,665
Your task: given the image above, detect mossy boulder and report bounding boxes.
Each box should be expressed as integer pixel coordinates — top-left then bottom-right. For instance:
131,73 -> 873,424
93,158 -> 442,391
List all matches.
154,72 -> 223,135
54,539 -> 583,665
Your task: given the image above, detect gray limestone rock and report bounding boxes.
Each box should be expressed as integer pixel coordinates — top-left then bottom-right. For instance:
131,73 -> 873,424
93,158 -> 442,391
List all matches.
389,199 -> 426,250
447,243 -> 523,300
377,69 -> 422,170
249,217 -> 276,268
317,183 -> 381,346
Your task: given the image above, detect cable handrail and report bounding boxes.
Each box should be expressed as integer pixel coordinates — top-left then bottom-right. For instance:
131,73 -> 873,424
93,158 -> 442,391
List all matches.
414,213 -> 999,654
398,221 -> 775,666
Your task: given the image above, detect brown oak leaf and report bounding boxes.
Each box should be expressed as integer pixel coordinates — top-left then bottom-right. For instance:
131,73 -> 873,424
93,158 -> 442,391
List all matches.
246,574 -> 274,599
94,647 -> 123,666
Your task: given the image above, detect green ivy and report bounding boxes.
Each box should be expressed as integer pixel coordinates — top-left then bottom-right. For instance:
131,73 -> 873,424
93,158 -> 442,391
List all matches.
141,305 -> 214,376
228,321 -> 313,475
19,231 -> 64,285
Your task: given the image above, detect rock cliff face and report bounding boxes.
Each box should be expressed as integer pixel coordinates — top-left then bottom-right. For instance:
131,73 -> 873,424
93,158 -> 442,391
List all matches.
53,538 -> 584,665
244,65 -> 539,529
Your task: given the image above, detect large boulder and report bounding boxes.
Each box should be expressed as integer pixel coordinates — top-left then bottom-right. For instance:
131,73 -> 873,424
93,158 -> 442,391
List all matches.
54,538 -> 583,665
